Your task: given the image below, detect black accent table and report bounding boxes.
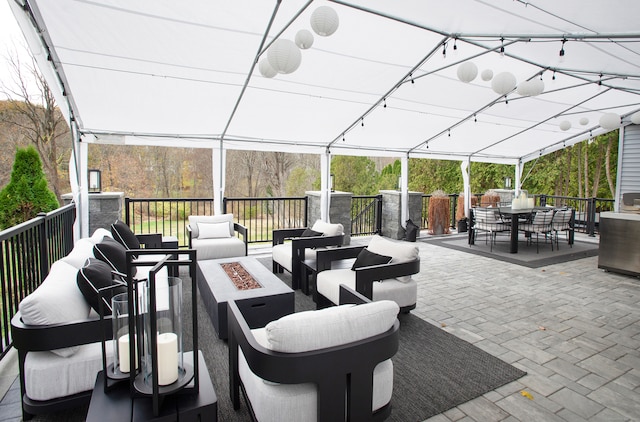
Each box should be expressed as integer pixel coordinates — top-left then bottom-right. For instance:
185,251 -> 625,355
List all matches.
86,351 -> 217,422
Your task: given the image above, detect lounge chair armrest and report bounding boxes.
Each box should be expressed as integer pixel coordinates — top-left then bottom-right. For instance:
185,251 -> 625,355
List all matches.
338,285 -> 371,305
187,224 -> 194,248
234,223 -> 249,255
272,228 -> 306,245
355,259 -> 420,299
135,233 -> 163,249
316,246 -> 365,272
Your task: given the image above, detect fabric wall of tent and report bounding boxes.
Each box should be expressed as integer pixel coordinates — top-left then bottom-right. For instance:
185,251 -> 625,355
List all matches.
8,0 -> 640,236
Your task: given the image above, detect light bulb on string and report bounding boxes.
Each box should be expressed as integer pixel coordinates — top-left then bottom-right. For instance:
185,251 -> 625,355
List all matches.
559,39 -> 566,62
383,98 -> 387,108
499,38 -> 505,57
361,118 -> 364,127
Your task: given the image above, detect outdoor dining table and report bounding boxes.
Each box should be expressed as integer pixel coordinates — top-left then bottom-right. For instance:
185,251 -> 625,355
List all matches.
498,207 -> 537,254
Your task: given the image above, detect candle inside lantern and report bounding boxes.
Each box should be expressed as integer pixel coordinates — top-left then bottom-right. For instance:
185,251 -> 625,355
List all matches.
157,332 -> 179,385
118,334 -> 137,373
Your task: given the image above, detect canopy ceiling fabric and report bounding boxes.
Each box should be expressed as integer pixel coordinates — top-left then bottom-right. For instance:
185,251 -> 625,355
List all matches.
10,0 -> 640,165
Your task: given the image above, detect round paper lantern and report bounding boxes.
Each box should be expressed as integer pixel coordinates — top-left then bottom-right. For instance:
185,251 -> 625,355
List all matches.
579,117 -> 589,126
258,58 -> 277,78
599,113 -> 621,130
516,79 -> 544,96
457,61 -> 478,83
310,6 -> 339,37
267,39 -> 302,74
295,29 -> 314,49
491,72 -> 517,95
481,69 -> 493,81
559,120 -> 572,131
630,111 -> 640,125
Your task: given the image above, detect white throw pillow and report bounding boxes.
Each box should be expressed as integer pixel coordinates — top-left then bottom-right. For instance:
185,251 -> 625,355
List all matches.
265,300 -> 399,353
88,228 -> 113,244
188,214 -> 234,238
60,238 -> 95,269
198,222 -> 232,239
367,235 -> 418,263
311,220 -> 344,237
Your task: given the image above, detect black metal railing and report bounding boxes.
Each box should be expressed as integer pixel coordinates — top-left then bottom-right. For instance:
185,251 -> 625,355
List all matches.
351,195 -> 382,236
538,195 -> 613,236
0,203 -> 76,359
224,197 -> 308,243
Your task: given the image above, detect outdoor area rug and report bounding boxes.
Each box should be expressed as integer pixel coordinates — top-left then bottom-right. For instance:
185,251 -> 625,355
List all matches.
3,258 -> 525,422
425,234 -> 599,268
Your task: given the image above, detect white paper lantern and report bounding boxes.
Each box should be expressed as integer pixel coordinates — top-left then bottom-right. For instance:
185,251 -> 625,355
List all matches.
579,117 -> 589,126
258,58 -> 277,78
630,111 -> 640,125
295,29 -> 314,49
599,113 -> 621,130
481,69 -> 493,81
516,79 -> 544,96
559,120 -> 572,131
491,72 -> 517,96
457,61 -> 478,83
310,6 -> 339,36
267,39 -> 302,74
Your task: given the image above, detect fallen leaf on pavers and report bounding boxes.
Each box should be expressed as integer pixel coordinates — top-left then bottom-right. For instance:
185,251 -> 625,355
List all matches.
541,269 -> 546,272
559,272 -> 568,275
538,326 -> 546,331
441,322 -> 447,327
520,391 -> 534,400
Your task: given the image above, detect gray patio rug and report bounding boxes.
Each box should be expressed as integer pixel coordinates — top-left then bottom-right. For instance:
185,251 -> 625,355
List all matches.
425,233 -> 599,268
4,258 -> 525,421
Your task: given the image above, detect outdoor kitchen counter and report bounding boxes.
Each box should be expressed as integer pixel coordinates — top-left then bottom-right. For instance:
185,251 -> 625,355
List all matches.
598,212 -> 640,277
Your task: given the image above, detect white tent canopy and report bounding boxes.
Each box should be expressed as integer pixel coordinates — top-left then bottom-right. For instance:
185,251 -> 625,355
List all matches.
8,0 -> 640,234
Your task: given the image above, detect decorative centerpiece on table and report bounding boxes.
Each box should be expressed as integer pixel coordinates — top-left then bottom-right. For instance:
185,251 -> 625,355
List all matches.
428,190 -> 450,235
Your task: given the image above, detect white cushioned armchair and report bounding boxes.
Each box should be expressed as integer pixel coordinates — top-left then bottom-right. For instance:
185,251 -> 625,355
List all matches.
315,235 -> 420,313
272,220 -> 344,292
187,214 -> 248,260
228,285 -> 399,422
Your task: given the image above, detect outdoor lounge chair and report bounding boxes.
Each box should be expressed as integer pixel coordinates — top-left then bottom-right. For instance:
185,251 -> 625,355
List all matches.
187,214 -> 248,260
271,220 -> 344,291
314,235 -> 419,313
228,285 -> 399,422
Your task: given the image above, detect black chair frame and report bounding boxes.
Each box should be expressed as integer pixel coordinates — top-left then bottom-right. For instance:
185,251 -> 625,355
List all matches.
314,246 -> 420,313
272,228 -> 343,290
228,286 -> 399,422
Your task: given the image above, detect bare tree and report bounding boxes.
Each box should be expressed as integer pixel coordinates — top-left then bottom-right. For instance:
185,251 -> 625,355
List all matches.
0,43 -> 70,202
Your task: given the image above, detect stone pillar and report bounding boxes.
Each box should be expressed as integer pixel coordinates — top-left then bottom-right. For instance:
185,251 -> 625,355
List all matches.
62,192 -> 124,236
306,191 -> 352,245
380,190 -> 423,240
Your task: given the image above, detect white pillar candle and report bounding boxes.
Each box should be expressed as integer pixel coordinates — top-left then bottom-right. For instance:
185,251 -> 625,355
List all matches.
528,198 -> 534,208
157,332 -> 179,385
118,334 -> 136,373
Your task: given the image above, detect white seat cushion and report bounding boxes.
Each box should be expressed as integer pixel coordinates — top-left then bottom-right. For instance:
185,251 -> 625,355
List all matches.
24,341 -> 113,401
271,243 -> 317,273
366,235 -> 418,263
317,268 -> 417,308
60,238 -> 95,269
191,237 -> 246,260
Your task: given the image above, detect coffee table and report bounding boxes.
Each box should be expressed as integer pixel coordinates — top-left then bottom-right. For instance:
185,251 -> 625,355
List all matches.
197,256 -> 294,339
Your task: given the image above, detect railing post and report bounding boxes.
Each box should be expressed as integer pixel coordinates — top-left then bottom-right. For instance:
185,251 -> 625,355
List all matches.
223,197 -> 228,214
450,193 -> 458,228
37,212 -> 49,281
376,194 -> 383,234
125,197 -> 131,226
304,196 -> 309,227
587,197 -> 596,237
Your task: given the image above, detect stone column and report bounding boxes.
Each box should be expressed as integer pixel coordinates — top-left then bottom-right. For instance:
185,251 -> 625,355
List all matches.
62,192 -> 124,235
380,190 -> 424,240
306,191 -> 352,245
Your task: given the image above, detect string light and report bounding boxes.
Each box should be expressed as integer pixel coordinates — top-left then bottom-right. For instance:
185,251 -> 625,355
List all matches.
453,38 -> 457,51
499,37 -> 505,57
552,71 -> 556,81
342,133 -> 345,142
361,118 -> 364,127
410,73 -> 414,84
383,98 -> 387,108
474,114 -> 477,123
442,42 -> 447,58
559,39 -> 566,58
448,129 -> 451,137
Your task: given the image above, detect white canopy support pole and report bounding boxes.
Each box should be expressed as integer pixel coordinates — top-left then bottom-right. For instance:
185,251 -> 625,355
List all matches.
76,140 -> 89,238
212,142 -> 226,215
400,155 -> 409,227
461,158 -> 471,219
320,149 -> 331,222
515,160 -> 523,197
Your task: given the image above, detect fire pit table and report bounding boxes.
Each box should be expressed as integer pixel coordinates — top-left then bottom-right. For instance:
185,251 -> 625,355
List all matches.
197,256 -> 294,339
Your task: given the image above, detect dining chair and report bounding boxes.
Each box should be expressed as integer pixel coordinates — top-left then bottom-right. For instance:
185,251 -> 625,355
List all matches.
472,208 -> 509,252
518,209 -> 554,253
552,208 -> 573,249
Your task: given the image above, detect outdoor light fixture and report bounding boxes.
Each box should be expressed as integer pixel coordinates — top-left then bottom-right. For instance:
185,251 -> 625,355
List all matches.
88,169 -> 101,193
559,39 -> 566,58
456,61 -> 478,83
330,174 -> 335,192
504,177 -> 512,189
491,72 -> 517,96
258,58 -> 277,78
599,113 -> 621,130
267,39 -> 301,74
630,111 -> 640,125
481,69 -> 493,81
516,79 -> 544,96
295,29 -> 314,49
579,117 -> 589,125
559,120 -> 572,131
310,6 -> 339,37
